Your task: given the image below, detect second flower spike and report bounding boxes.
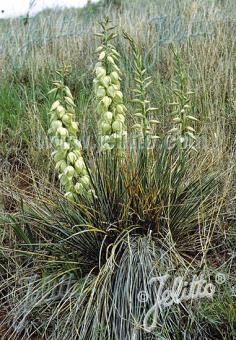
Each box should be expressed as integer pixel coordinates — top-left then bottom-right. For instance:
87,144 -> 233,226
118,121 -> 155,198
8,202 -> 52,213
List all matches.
94,17 -> 127,153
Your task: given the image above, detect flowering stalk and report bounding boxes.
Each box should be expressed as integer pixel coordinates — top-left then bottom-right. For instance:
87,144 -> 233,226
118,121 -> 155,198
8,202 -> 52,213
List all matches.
168,47 -> 198,152
123,32 -> 160,150
94,17 -> 127,153
48,67 -> 93,200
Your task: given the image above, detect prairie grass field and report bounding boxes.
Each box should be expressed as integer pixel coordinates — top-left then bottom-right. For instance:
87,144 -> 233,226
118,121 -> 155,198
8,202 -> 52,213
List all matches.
0,0 -> 235,339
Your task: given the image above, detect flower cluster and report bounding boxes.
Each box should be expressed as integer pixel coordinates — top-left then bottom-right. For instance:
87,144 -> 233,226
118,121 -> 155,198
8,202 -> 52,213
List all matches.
123,32 -> 159,149
169,94 -> 198,151
94,18 -> 127,152
48,75 -> 93,200
168,47 -> 198,151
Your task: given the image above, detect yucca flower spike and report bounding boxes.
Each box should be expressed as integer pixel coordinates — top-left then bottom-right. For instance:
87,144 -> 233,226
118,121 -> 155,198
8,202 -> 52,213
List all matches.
48,67 -> 94,200
94,17 -> 127,153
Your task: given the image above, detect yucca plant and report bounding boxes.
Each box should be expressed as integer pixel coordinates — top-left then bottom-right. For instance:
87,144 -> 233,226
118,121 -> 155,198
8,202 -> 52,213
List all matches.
0,143 -> 224,339
0,18 -> 232,340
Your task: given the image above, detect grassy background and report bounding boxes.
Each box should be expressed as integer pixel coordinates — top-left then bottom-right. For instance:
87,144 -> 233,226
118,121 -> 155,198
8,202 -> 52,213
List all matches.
0,0 -> 235,172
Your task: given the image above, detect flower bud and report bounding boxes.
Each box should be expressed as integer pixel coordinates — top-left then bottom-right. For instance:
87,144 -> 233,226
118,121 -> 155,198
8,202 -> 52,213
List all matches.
87,189 -> 96,199
64,192 -> 74,200
107,56 -> 115,64
56,105 -> 66,114
54,150 -> 66,162
172,117 -> 182,123
64,165 -> 75,177
96,86 -> 106,99
96,46 -> 104,53
103,111 -> 113,122
50,100 -> 60,111
57,127 -> 68,137
184,104 -> 191,109
110,71 -> 119,83
72,140 -> 82,150
51,136 -> 62,146
51,120 -> 62,130
64,182 -> 74,192
62,114 -> 72,125
134,113 -> 144,118
111,48 -> 120,57
97,102 -> 106,114
69,123 -> 79,135
186,115 -> 198,122
65,96 -> 75,107
113,64 -> 121,74
74,182 -> 84,194
186,131 -> 196,140
100,76 -> 111,88
80,175 -> 90,188
96,67 -> 106,79
168,127 -> 179,133
67,152 -> 77,164
63,142 -> 70,150
113,84 -> 120,90
116,114 -> 125,123
112,120 -> 123,132
98,51 -> 106,61
116,104 -> 125,114
113,91 -> 123,103
100,121 -> 111,134
49,112 -> 58,122
101,96 -> 112,108
48,88 -> 57,95
71,122 -> 78,131
75,158 -> 86,173
55,160 -> 67,171
107,85 -> 116,98
95,62 -> 102,68
59,174 -> 70,186
65,86 -> 73,99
